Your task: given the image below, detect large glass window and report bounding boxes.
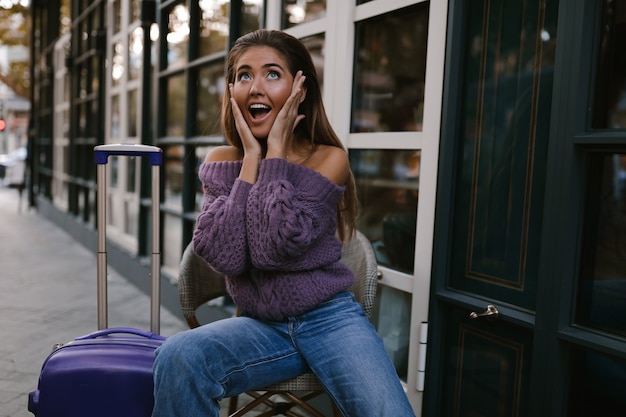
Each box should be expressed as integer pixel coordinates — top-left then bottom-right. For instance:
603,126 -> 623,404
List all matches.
128,27 -> 143,81
592,0 -> 626,129
198,0 -> 229,57
242,0 -> 263,34
112,41 -> 124,86
351,3 -> 429,133
166,3 -> 190,69
568,349 -> 626,416
164,145 -> 184,211
128,89 -> 138,137
301,34 -> 325,91
196,62 -> 226,136
282,0 -> 326,29
370,285 -> 412,380
351,149 -> 420,273
577,153 -> 626,338
130,0 -> 140,22
111,94 -> 120,139
112,0 -> 122,34
165,74 -> 186,137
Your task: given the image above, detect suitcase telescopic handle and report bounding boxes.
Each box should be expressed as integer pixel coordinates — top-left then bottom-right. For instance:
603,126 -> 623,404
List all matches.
94,144 -> 163,334
94,143 -> 162,166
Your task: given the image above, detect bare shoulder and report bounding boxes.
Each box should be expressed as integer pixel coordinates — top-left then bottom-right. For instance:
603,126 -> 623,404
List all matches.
203,146 -> 242,163
307,145 -> 350,186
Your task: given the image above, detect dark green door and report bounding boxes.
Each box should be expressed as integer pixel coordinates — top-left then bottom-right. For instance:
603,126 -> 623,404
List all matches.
425,0 -> 626,415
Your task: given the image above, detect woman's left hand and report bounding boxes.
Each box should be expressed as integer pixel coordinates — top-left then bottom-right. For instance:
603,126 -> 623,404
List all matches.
266,71 -> 306,159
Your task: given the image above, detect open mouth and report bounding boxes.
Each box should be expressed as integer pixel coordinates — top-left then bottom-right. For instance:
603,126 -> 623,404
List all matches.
249,103 -> 271,121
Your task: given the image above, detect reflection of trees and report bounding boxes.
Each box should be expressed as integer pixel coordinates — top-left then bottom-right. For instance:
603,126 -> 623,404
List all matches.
167,4 -> 190,66
196,64 -> 224,136
167,75 -> 186,137
199,1 -> 228,56
352,3 -> 429,132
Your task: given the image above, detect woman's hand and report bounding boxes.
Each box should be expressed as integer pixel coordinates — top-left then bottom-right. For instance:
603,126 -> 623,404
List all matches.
229,83 -> 262,183
229,83 -> 263,160
266,71 -> 307,159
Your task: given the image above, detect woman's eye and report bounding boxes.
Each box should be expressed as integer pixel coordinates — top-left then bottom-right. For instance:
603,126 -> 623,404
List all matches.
267,71 -> 279,80
238,73 -> 251,81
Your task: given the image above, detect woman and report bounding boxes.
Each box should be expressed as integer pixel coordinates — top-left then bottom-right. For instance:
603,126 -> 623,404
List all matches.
152,29 -> 415,417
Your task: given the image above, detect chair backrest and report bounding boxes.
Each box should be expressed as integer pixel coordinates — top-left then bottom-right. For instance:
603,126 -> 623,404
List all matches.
178,242 -> 228,328
341,230 -> 379,319
178,230 -> 379,327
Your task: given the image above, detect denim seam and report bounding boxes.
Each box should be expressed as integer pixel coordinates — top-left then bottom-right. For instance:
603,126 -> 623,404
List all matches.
221,350 -> 301,382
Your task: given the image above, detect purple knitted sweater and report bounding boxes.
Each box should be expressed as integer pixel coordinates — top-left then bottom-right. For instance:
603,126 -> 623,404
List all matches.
193,158 -> 355,321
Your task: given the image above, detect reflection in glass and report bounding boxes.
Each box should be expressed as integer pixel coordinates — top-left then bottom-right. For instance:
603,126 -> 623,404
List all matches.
166,3 -> 190,69
166,74 -> 186,137
301,34 -> 325,92
568,349 -> 626,416
112,41 -> 124,86
127,156 -> 136,193
351,4 -> 429,132
111,95 -> 120,139
593,0 -> 626,129
198,0 -> 229,57
577,153 -> 626,338
124,198 -> 138,236
112,0 -> 121,34
128,27 -> 143,80
350,149 -> 420,273
448,0 -> 558,309
371,285 -> 412,380
128,89 -> 137,137
163,213 -> 183,272
91,57 -> 100,93
242,0 -> 263,35
78,102 -> 87,137
130,0 -> 140,22
196,63 -> 225,136
282,0 -> 326,29
164,145 -> 184,211
111,156 -> 119,188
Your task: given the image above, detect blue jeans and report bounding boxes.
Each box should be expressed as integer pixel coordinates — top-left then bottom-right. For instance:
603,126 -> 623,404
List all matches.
152,292 -> 415,416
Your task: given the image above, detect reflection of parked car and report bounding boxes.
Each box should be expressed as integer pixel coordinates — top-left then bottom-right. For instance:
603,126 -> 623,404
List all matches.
0,147 -> 27,187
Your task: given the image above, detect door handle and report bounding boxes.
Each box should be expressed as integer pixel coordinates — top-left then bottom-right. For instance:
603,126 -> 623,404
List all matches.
469,304 -> 499,319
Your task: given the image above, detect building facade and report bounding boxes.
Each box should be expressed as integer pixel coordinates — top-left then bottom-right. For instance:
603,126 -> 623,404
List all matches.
28,0 -> 626,415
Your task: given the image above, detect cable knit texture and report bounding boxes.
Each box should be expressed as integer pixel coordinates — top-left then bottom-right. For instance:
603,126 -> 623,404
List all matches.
193,158 -> 354,321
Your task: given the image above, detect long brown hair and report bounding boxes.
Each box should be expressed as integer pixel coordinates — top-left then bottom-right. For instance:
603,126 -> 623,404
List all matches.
221,29 -> 357,242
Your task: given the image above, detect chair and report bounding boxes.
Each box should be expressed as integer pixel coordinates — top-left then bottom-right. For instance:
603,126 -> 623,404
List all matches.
178,231 -> 379,417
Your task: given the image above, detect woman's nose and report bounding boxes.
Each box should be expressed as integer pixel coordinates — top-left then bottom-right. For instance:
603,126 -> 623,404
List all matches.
249,80 -> 263,95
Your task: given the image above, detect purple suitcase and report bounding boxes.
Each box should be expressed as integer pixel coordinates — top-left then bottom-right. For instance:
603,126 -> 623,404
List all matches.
28,144 -> 164,417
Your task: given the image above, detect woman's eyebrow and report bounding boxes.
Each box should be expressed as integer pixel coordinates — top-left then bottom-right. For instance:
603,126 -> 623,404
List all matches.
262,62 -> 284,70
236,62 -> 285,72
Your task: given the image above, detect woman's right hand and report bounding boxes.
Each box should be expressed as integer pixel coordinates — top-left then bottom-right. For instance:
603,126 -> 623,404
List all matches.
229,83 -> 262,183
229,83 -> 262,160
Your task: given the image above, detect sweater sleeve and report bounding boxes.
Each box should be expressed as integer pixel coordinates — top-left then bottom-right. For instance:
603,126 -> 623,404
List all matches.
246,158 -> 345,270
193,161 -> 252,276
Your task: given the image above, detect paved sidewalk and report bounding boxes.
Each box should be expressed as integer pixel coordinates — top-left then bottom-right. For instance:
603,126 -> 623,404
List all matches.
0,185 -> 189,417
